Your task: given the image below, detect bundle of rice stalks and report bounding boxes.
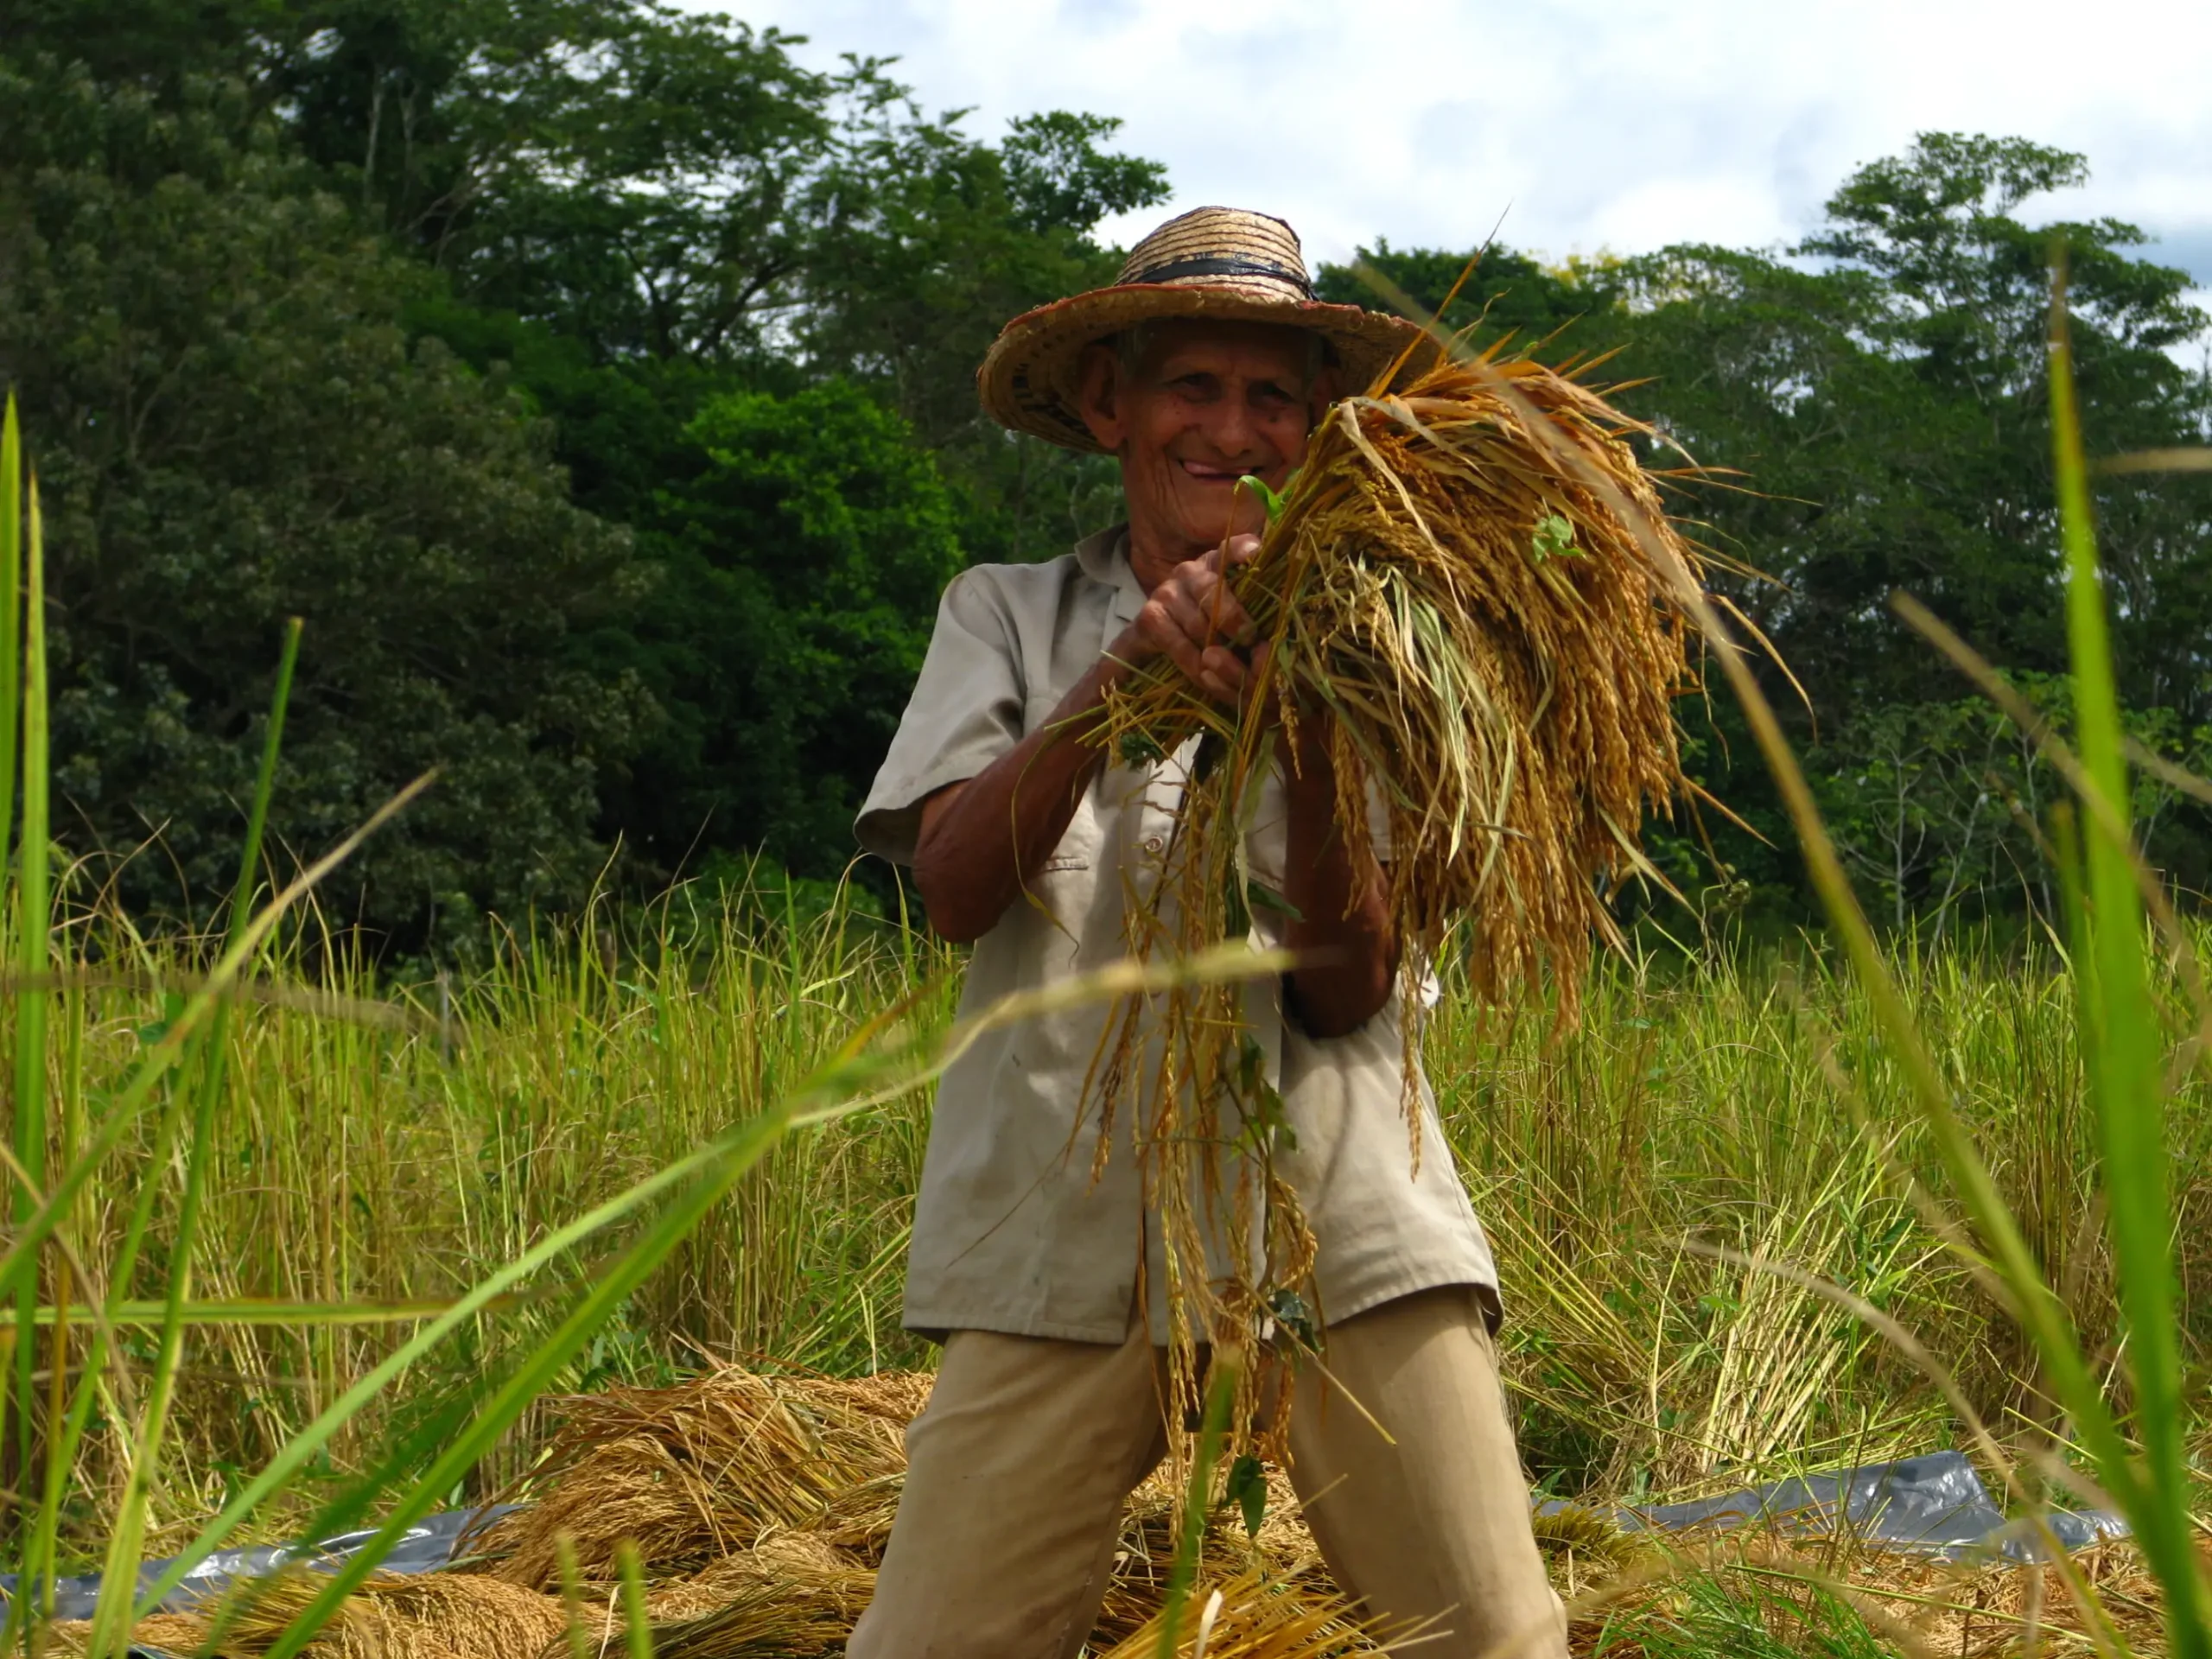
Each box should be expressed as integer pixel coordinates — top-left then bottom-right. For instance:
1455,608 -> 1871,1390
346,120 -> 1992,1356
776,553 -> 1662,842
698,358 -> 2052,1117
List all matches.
1097,343 -> 1714,1022
641,1532 -> 874,1624
1095,1567 -> 1389,1658
1089,340 -> 1727,1466
1531,1503 -> 1656,1603
630,1535 -> 877,1659
478,1365 -> 912,1586
48,1568 -> 569,1659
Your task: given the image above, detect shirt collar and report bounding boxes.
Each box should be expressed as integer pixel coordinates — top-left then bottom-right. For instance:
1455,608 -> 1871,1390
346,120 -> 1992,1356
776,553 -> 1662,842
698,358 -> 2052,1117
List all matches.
1075,521 -> 1146,624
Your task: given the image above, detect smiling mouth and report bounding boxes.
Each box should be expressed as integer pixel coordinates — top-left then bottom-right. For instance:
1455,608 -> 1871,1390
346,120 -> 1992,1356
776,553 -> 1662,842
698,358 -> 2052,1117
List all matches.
1179,460 -> 1243,481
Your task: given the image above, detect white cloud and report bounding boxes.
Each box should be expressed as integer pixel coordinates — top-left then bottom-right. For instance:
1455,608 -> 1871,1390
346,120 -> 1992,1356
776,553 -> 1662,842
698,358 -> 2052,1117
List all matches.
701,0 -> 2212,284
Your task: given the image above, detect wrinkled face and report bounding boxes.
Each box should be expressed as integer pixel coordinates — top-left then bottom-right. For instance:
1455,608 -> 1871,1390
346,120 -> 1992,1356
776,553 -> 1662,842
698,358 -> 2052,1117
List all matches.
1076,320 -> 1332,555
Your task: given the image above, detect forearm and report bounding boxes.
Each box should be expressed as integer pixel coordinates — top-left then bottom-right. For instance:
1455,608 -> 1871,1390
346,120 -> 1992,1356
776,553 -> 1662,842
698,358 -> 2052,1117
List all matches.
1277,726 -> 1398,1037
911,656 -> 1126,943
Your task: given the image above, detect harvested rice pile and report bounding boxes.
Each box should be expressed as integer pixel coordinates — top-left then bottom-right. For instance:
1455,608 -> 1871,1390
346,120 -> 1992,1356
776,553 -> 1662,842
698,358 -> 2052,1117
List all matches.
1096,343 -> 1714,1021
48,1363 -> 2171,1659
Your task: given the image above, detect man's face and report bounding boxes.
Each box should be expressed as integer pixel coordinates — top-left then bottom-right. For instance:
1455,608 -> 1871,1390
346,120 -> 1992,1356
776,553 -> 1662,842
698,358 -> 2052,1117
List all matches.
1077,321 -> 1330,552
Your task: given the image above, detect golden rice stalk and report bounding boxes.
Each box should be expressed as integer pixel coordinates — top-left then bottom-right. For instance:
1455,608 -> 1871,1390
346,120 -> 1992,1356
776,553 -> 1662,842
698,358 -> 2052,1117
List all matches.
627,1534 -> 877,1658
477,1365 -> 913,1586
48,1568 -> 569,1659
1096,344 -> 1710,1022
1094,1567 -> 1389,1658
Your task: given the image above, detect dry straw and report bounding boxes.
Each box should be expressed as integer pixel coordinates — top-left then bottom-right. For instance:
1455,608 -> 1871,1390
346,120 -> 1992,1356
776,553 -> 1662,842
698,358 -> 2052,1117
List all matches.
48,1363 -> 2167,1658
474,1367 -> 913,1584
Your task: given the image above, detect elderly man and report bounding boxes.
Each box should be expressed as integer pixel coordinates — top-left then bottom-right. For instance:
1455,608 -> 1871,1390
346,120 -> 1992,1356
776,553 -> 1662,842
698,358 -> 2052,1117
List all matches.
851,207 -> 1567,1659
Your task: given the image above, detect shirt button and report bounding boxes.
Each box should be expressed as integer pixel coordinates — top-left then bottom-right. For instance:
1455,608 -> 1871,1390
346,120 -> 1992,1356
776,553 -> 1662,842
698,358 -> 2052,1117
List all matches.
1143,836 -> 1164,855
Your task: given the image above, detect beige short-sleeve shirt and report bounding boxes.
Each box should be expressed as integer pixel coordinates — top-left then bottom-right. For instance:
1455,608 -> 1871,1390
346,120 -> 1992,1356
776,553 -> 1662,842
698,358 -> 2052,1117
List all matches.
856,526 -> 1497,1344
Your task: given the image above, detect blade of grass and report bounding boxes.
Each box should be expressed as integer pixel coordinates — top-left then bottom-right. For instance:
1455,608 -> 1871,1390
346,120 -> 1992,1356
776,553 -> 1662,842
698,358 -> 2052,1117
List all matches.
0,394 -> 20,1568
616,1541 -> 653,1659
2047,256 -> 2206,1656
2093,447 -> 2212,474
5,465 -> 48,1589
0,396 -> 19,894
10,1298 -> 493,1327
1157,1357 -> 1238,1659
86,621 -> 303,1659
556,1535 -> 591,1659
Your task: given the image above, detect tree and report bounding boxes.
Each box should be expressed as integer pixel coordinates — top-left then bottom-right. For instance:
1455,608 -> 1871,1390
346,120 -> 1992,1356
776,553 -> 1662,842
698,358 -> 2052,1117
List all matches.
596,381 -> 964,880
0,59 -> 653,946
1331,134 -> 2211,918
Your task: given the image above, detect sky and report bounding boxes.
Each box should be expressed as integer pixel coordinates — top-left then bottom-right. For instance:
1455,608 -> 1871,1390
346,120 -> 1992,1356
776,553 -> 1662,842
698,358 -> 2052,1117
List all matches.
702,0 -> 2212,298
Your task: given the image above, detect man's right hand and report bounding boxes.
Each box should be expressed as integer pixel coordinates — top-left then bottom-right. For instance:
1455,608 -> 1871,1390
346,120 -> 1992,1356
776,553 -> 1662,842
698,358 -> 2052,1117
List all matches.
1116,533 -> 1262,704
916,531 -> 1271,943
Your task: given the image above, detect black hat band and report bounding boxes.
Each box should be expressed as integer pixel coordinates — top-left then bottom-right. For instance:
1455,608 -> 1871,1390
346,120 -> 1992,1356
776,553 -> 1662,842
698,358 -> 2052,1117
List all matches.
1119,255 -> 1313,297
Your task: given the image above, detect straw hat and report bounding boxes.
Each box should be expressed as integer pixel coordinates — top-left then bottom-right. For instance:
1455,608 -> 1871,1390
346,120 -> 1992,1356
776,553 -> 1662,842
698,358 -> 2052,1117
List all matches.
977,206 -> 1429,454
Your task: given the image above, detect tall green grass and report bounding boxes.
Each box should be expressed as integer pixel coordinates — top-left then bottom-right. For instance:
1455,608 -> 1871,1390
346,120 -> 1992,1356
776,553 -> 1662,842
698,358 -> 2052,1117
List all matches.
12,893 -> 2205,1561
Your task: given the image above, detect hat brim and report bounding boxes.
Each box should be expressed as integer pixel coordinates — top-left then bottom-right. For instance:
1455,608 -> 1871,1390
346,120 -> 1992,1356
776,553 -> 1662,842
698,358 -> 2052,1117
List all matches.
977,283 -> 1435,454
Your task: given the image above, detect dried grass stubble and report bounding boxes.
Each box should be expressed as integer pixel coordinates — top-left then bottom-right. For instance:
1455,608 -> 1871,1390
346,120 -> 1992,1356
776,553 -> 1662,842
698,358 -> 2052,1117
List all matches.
46,1569 -> 569,1659
1101,352 -> 1707,1020
478,1366 -> 911,1586
54,1364 -> 1662,1659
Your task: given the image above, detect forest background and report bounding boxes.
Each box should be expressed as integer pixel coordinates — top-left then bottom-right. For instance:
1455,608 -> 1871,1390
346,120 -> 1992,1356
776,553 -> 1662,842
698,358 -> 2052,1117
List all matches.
3,0 -> 2210,954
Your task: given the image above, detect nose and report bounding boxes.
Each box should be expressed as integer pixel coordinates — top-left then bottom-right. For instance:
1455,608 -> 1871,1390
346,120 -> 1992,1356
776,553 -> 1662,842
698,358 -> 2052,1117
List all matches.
1202,390 -> 1263,466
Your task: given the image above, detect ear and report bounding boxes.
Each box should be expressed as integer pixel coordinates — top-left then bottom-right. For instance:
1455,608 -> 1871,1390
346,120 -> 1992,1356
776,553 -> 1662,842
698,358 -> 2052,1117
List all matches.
1076,342 -> 1128,453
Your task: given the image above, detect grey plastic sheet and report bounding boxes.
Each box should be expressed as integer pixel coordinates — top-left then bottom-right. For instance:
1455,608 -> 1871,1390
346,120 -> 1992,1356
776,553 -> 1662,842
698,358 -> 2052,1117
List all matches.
0,1505 -> 512,1627
1540,1450 -> 2129,1560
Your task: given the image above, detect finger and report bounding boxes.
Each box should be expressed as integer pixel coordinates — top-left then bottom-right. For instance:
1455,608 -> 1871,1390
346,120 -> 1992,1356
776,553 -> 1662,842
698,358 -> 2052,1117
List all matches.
1139,596 -> 1216,685
1198,645 -> 1248,703
1185,567 -> 1255,647
1168,563 -> 1256,649
1210,588 -> 1256,648
1223,532 -> 1263,566
1155,577 -> 1222,651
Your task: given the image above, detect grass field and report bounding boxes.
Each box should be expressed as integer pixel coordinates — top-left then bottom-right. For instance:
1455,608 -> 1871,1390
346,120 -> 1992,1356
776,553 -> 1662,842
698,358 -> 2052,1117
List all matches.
9,894 -> 2205,1549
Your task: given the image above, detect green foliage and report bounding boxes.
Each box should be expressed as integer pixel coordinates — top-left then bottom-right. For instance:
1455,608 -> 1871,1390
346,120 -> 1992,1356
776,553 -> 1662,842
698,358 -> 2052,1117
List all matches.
0,58 -> 655,946
1810,674 -> 2204,935
1316,239 -> 1618,354
1595,1573 -> 1891,1659
607,380 -> 965,880
0,0 -> 1166,939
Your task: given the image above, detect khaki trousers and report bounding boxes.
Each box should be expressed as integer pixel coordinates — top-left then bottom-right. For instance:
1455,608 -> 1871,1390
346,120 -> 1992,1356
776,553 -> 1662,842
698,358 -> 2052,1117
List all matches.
847,1286 -> 1568,1659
